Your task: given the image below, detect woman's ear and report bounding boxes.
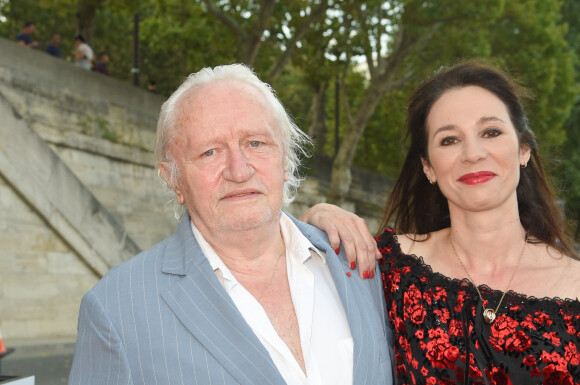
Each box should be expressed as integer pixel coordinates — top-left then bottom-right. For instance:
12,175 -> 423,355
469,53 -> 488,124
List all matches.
519,144 -> 531,168
421,156 -> 436,184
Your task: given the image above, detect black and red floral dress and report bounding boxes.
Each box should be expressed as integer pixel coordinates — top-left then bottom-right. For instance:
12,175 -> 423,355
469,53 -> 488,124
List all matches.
377,228 -> 580,385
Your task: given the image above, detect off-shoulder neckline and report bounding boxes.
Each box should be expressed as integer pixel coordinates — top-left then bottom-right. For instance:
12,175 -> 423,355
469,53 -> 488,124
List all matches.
387,232 -> 580,307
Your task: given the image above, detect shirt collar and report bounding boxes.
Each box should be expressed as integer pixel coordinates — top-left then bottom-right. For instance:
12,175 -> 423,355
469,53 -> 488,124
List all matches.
190,212 -> 325,286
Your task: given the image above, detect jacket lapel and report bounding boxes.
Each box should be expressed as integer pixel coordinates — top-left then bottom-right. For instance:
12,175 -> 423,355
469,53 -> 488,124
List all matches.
160,213 -> 285,385
288,212 -> 383,385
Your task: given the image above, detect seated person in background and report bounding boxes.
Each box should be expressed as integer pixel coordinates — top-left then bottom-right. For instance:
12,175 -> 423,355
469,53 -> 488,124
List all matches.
68,63 -> 393,385
44,33 -> 62,58
93,52 -> 109,75
302,59 -> 580,384
16,21 -> 38,48
147,79 -> 158,93
72,35 -> 94,70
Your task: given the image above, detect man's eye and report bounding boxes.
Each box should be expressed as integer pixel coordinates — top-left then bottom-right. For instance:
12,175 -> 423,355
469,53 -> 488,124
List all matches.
250,141 -> 261,148
203,149 -> 215,156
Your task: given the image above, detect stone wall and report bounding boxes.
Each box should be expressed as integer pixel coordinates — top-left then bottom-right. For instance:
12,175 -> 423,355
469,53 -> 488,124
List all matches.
0,36 -> 392,344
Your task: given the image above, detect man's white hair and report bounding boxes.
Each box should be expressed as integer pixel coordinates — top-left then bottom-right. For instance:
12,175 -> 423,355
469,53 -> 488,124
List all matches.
155,63 -> 312,207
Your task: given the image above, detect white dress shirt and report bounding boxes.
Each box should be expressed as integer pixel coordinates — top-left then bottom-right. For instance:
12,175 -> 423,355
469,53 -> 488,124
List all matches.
191,213 -> 354,385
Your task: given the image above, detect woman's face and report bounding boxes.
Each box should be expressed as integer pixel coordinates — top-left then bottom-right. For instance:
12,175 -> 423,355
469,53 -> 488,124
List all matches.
422,86 -> 530,214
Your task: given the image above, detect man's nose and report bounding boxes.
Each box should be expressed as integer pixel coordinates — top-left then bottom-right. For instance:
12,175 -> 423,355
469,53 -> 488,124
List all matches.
223,148 -> 254,182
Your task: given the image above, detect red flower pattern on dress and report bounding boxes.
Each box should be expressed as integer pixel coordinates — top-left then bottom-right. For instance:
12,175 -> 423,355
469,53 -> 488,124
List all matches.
448,319 -> 463,337
485,366 -> 513,385
563,312 -> 577,335
534,311 -> 553,326
531,367 -> 542,377
433,286 -> 447,302
540,350 -> 568,370
543,331 -> 561,346
489,314 -> 519,352
377,229 -> 580,385
425,328 -> 460,369
454,290 -> 466,312
565,341 -> 580,365
522,355 -> 536,366
520,313 -> 536,330
433,308 -> 450,324
407,304 -> 427,324
542,364 -> 574,385
505,330 -> 532,352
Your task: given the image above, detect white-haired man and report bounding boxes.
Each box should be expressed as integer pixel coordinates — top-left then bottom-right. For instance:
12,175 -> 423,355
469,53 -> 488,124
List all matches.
69,64 -> 393,385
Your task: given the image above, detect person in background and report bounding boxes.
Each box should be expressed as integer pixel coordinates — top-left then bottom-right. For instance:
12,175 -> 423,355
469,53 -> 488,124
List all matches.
68,63 -> 393,385
147,79 -> 158,93
44,33 -> 62,58
303,59 -> 580,384
93,52 -> 109,75
16,21 -> 38,48
72,35 -> 94,70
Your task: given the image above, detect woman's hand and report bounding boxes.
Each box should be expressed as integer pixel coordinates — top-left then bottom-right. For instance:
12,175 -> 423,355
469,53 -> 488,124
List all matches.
300,203 -> 381,279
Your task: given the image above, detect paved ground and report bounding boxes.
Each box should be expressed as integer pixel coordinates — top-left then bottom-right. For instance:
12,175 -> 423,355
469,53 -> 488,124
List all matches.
0,340 -> 74,385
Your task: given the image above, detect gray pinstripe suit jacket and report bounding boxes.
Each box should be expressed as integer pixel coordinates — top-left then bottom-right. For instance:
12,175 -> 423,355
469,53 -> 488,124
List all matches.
68,211 -> 394,385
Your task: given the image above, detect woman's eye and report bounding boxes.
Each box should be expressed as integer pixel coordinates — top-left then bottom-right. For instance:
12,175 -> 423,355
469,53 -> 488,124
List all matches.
483,128 -> 502,138
440,137 -> 457,146
203,149 -> 215,156
249,141 -> 261,148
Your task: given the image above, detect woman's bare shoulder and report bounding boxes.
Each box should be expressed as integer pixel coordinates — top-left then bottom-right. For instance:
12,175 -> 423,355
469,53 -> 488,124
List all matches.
526,243 -> 580,300
396,229 -> 448,257
563,256 -> 580,300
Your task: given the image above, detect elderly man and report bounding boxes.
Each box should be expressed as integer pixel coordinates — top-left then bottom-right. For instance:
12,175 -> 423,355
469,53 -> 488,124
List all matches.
68,64 -> 393,385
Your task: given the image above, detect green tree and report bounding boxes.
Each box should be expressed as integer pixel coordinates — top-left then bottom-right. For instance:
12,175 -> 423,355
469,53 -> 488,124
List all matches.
557,0 -> 580,239
321,0 -> 576,204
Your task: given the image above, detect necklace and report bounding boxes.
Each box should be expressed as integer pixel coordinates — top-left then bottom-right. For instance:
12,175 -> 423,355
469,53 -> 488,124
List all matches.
448,233 -> 527,324
255,252 -> 285,303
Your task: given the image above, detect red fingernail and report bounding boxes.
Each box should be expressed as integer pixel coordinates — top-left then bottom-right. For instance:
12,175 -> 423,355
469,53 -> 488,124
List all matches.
346,272 -> 351,277
335,248 -> 340,255
369,270 -> 375,279
362,271 -> 369,279
350,261 -> 356,270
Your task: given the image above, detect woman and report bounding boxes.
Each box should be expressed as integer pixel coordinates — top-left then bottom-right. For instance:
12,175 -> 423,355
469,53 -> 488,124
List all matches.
303,60 -> 580,384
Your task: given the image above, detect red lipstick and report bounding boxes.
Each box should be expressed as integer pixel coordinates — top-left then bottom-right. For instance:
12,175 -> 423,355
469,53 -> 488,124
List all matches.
457,172 -> 495,185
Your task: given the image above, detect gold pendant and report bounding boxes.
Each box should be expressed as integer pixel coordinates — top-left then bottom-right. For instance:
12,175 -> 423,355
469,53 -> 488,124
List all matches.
483,308 -> 496,324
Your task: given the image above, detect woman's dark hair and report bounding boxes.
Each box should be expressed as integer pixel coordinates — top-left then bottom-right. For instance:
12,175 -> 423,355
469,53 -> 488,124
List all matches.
379,58 -> 577,259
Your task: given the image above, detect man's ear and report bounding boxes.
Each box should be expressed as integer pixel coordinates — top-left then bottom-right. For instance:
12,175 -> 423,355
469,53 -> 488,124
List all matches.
421,156 -> 436,184
159,162 -> 185,205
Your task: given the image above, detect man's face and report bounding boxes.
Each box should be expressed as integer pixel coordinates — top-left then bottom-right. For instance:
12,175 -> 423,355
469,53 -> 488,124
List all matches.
163,80 -> 286,236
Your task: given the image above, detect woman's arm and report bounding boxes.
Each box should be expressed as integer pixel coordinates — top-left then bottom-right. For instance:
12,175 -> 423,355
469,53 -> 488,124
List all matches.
300,203 -> 381,279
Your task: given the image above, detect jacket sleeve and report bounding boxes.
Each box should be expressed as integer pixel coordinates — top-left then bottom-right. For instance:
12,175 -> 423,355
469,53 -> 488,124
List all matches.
68,290 -> 133,385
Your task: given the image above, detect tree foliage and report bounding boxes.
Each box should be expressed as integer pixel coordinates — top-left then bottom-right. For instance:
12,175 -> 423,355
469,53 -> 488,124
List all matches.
1,0 -> 578,237
556,0 -> 580,238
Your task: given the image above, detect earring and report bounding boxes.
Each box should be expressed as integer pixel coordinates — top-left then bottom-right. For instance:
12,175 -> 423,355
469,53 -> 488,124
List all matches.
427,176 -> 435,185
521,161 -> 528,168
